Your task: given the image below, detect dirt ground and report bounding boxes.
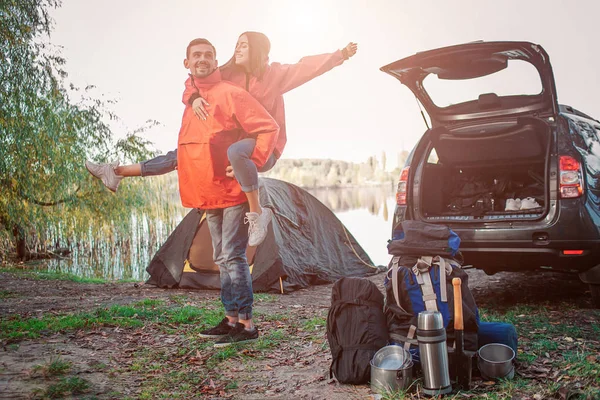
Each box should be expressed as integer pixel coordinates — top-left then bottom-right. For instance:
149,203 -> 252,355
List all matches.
0,267 -> 598,399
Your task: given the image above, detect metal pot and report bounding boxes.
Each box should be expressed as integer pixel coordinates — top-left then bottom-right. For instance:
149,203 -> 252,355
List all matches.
477,343 -> 515,380
370,345 -> 413,394
370,360 -> 413,394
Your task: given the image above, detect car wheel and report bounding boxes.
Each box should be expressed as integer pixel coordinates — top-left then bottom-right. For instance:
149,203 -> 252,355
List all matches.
590,284 -> 600,309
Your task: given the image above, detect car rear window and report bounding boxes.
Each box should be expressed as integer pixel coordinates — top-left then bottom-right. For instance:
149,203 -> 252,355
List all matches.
423,60 -> 543,108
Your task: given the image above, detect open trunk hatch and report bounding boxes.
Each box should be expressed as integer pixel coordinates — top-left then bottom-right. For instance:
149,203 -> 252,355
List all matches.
380,41 -> 559,126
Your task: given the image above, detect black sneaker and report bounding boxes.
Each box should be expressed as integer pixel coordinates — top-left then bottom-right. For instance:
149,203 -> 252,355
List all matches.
199,318 -> 235,338
213,323 -> 259,348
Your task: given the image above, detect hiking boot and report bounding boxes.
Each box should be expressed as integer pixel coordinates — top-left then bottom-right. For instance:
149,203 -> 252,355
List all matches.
520,197 -> 541,210
198,318 -> 236,338
213,323 -> 258,348
245,207 -> 273,247
504,198 -> 521,211
85,160 -> 123,192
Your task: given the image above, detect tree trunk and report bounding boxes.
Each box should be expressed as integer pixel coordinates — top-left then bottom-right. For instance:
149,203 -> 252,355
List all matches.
13,225 -> 26,260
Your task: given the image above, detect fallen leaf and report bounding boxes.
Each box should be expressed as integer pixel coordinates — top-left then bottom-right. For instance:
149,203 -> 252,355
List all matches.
586,355 -> 597,363
564,337 -> 574,342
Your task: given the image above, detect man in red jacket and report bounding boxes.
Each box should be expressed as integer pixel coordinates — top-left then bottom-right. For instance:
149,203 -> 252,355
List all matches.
178,38 -> 279,346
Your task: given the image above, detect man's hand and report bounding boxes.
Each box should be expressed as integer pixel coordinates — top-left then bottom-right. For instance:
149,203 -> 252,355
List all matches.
192,97 -> 210,120
342,42 -> 358,59
225,165 -> 235,178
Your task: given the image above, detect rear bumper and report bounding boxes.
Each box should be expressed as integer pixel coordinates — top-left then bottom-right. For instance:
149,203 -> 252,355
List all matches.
392,205 -> 600,273
459,240 -> 600,272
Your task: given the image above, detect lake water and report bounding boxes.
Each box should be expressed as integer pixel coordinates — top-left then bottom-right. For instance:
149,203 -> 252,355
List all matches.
46,183 -> 396,280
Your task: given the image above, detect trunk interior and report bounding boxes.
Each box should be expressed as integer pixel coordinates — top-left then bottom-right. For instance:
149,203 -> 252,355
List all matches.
417,118 -> 551,221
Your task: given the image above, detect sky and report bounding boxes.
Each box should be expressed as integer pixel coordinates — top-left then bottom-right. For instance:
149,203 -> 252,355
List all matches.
49,0 -> 600,168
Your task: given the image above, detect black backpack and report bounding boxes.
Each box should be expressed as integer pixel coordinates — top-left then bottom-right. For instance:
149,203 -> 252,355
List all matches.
326,277 -> 389,384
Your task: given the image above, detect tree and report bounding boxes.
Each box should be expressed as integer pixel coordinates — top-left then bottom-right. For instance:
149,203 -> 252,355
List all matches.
0,0 -> 155,260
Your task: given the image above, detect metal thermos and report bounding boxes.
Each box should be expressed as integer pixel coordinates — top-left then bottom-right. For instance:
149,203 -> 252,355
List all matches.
417,311 -> 452,396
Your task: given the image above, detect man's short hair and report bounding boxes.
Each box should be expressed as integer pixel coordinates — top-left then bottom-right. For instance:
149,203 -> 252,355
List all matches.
186,38 -> 216,58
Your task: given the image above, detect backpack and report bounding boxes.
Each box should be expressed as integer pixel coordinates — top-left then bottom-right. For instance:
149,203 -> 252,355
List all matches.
326,277 -> 389,384
385,221 -> 479,360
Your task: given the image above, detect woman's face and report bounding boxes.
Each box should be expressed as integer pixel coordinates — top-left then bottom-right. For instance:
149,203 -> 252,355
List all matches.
235,34 -> 250,68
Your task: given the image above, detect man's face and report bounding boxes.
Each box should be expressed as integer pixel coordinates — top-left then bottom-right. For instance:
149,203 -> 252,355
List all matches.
184,44 -> 218,78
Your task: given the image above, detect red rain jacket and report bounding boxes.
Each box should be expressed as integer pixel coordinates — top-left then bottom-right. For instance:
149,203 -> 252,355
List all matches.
178,69 -> 279,209
183,50 -> 345,159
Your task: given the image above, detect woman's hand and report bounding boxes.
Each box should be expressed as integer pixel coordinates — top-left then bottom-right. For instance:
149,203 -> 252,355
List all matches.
342,42 -> 358,59
225,165 -> 235,178
192,97 -> 210,120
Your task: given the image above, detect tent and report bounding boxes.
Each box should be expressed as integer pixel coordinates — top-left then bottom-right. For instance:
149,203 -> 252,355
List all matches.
146,178 -> 378,293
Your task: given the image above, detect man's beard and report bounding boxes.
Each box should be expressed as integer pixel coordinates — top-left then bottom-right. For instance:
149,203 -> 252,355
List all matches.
194,64 -> 214,78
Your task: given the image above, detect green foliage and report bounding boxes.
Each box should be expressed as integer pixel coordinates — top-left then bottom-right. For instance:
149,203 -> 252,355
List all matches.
0,0 -> 159,259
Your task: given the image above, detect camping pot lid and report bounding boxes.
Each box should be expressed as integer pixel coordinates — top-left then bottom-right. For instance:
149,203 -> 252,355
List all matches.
372,345 -> 412,370
417,311 -> 444,330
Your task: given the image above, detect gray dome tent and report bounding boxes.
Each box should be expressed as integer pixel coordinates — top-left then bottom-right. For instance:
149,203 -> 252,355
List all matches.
146,178 -> 377,293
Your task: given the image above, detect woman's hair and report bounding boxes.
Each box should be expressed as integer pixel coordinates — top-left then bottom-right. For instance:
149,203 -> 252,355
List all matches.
221,31 -> 271,79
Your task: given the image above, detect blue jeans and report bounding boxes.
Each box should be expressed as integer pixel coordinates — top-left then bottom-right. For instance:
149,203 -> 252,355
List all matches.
140,150 -> 178,177
141,142 -> 277,190
228,138 -> 276,192
205,203 -> 253,320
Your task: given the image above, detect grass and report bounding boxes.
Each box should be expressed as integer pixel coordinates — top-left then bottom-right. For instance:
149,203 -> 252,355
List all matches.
563,351 -> 600,383
42,377 -> 91,398
302,316 -> 326,331
120,321 -> 294,399
1,300 -> 224,341
2,269 -> 597,399
89,361 -> 108,371
0,267 -> 137,284
254,293 -> 278,303
168,294 -> 190,305
0,290 -> 15,298
253,329 -> 287,351
134,298 -> 166,307
32,357 -> 72,377
256,312 -> 290,322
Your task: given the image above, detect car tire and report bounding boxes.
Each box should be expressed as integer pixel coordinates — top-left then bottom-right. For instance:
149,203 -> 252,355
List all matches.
590,284 -> 600,309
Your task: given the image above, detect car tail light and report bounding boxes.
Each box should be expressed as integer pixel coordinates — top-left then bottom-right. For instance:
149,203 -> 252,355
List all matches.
563,250 -> 584,255
559,156 -> 583,198
396,166 -> 410,205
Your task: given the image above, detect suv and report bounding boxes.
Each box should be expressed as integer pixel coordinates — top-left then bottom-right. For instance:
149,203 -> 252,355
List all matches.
381,41 -> 600,307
